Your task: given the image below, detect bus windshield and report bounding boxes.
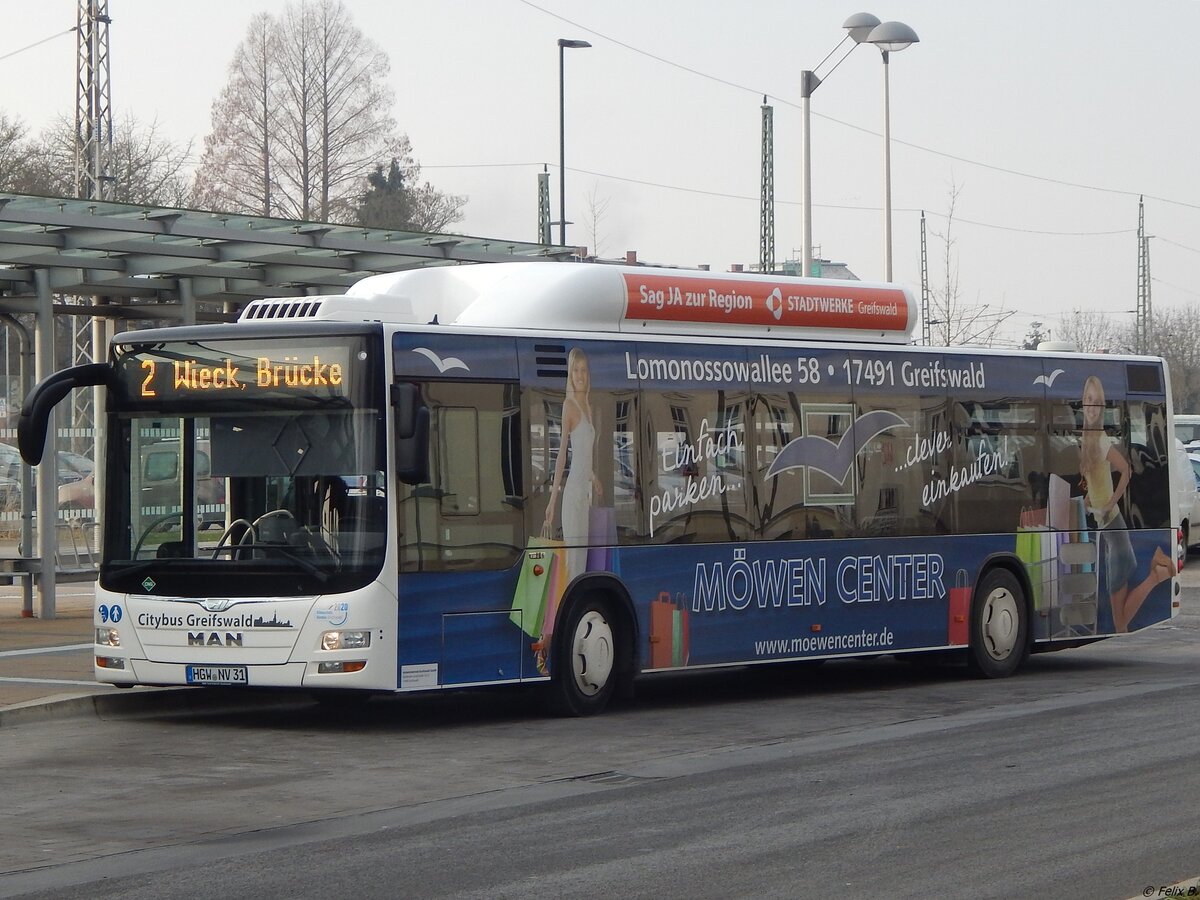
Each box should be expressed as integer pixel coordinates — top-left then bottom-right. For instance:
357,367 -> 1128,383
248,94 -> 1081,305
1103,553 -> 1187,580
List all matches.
101,411 -> 386,597
101,330 -> 386,597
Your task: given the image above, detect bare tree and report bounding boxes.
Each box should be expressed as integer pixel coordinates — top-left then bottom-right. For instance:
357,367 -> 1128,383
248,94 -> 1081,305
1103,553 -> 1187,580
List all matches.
1150,304 -> 1200,413
925,182 -> 1009,346
583,182 -> 612,259
0,112 -> 42,193
193,0 -> 443,224
192,13 -> 277,215
1053,308 -> 1130,354
105,120 -> 193,206
24,113 -> 192,206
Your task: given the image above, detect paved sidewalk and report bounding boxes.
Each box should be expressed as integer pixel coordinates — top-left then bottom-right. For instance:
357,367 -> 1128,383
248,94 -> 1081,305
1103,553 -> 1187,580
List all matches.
0,582 -> 277,726
0,579 -> 208,728
0,581 -> 122,716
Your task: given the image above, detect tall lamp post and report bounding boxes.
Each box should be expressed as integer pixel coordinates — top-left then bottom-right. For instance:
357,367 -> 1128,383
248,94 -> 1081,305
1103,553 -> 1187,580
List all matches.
865,21 -> 919,281
800,13 -> 879,280
558,38 -> 591,247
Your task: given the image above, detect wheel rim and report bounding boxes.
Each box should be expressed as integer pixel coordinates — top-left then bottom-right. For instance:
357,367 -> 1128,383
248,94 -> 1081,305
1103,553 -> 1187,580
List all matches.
570,610 -> 614,697
981,585 -> 1019,661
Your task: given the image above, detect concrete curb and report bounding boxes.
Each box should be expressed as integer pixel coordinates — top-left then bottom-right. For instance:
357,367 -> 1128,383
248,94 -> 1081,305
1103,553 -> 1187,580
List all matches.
0,685 -> 313,728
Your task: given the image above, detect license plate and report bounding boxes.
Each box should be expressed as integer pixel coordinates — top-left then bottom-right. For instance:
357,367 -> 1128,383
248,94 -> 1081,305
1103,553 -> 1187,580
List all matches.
185,665 -> 248,685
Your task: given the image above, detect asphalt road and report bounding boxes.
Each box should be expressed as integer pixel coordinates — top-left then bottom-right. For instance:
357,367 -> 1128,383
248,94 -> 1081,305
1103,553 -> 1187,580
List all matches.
2,576 -> 1199,900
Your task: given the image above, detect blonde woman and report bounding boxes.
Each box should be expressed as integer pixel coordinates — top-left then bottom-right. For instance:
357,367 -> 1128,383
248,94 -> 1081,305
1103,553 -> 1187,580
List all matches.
1079,375 -> 1172,632
543,347 -> 601,580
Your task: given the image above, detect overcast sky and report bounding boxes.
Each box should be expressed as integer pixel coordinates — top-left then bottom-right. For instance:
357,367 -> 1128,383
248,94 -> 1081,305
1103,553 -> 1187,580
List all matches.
3,0 -> 1198,344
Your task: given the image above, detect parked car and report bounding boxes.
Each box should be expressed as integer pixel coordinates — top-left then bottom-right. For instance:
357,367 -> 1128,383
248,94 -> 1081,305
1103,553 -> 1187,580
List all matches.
1173,439 -> 1200,565
58,440 -> 225,529
1175,414 -> 1200,452
57,472 -> 95,510
1191,451 -> 1200,541
0,441 -> 94,511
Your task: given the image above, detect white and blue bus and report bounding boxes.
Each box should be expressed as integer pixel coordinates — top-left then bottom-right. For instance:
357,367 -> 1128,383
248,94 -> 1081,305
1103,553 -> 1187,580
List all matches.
18,263 -> 1182,714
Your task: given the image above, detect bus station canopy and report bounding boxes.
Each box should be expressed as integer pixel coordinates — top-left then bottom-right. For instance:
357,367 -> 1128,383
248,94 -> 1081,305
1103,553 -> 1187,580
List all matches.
0,192 -> 570,321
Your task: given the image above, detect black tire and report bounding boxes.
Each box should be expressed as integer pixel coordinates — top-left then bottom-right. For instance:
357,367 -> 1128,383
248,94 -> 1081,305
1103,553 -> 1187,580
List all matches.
968,567 -> 1030,678
547,596 -> 618,717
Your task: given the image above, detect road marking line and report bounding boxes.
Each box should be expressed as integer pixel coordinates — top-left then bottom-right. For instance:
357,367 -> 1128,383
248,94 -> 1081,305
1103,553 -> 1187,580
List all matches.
0,676 -> 97,686
0,643 -> 92,658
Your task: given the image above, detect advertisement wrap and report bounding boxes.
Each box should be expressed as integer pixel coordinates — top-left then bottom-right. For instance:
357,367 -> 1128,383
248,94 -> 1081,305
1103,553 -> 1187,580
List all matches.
393,331 -> 1176,688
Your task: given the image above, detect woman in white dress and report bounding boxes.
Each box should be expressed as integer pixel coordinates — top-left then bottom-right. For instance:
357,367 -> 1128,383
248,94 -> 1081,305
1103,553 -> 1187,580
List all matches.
544,347 -> 601,579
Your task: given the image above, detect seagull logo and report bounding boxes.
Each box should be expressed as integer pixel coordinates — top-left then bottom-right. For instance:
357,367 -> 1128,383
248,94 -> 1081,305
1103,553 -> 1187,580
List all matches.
766,287 -> 784,321
1033,368 -> 1065,387
413,347 -> 469,373
765,410 -> 908,483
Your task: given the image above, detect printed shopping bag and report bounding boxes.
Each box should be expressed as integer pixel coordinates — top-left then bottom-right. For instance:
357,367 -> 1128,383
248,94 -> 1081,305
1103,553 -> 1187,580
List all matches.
649,593 -> 674,669
1041,530 -> 1059,608
1019,506 -> 1047,528
1016,528 -> 1049,609
948,569 -> 972,646
649,592 -> 690,668
586,506 -> 618,572
508,537 -> 565,637
540,548 -> 570,639
1047,473 -> 1070,530
671,605 -> 690,667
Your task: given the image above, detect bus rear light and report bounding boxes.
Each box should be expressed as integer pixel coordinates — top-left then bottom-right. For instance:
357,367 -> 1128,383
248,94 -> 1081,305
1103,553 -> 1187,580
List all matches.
810,624 -> 822,633
317,660 -> 367,674
321,630 -> 371,651
95,627 -> 120,647
95,656 -> 126,670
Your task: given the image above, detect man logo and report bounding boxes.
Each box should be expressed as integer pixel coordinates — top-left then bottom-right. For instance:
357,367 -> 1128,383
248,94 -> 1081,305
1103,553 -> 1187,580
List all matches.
766,288 -> 784,321
188,632 -> 244,647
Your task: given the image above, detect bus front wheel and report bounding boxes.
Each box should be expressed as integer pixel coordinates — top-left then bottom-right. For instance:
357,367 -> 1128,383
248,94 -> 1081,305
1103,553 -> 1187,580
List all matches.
548,596 -> 618,716
968,568 -> 1030,678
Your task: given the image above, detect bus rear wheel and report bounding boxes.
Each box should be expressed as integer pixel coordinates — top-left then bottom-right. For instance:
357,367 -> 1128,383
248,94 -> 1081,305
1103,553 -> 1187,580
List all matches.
548,596 -> 618,717
968,568 -> 1029,678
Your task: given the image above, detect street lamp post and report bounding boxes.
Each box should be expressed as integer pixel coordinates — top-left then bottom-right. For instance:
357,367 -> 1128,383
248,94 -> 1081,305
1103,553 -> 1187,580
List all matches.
865,21 -> 919,281
800,13 -> 879,280
799,68 -> 821,280
558,38 -> 591,247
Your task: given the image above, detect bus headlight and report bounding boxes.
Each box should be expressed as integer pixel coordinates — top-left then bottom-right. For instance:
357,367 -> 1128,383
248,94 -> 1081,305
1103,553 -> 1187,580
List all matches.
321,630 -> 371,651
96,627 -> 120,647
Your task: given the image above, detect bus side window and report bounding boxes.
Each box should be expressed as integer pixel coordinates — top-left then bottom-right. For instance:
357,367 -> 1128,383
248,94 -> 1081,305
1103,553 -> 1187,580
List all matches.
398,382 -> 522,572
438,408 -> 480,515
1128,401 -> 1170,529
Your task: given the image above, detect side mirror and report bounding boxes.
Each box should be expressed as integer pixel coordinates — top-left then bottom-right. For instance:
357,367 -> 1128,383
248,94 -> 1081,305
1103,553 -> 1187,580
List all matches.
392,383 -> 429,484
18,363 -> 113,464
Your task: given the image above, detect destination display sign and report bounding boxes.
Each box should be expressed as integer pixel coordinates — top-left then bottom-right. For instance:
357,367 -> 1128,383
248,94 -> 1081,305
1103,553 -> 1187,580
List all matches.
114,339 -> 356,405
